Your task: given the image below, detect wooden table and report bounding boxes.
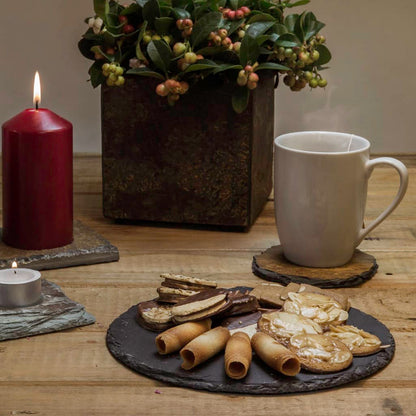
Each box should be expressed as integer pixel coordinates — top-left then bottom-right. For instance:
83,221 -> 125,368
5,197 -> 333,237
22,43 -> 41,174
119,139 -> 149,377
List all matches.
0,155 -> 415,416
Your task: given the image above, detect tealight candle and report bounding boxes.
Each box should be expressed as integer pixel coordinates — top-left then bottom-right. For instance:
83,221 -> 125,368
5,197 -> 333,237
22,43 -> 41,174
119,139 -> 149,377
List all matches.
0,262 -> 42,308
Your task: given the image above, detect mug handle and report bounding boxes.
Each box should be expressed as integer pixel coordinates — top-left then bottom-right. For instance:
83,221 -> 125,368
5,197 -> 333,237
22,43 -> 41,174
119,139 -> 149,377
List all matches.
356,157 -> 409,245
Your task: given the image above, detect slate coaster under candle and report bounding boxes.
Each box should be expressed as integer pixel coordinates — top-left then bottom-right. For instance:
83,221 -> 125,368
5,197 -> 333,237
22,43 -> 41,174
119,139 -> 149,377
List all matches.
0,279 -> 95,341
0,220 -> 119,270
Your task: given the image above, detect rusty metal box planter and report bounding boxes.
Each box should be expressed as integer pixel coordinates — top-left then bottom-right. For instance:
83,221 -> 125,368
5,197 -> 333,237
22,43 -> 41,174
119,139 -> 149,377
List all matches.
101,75 -> 274,229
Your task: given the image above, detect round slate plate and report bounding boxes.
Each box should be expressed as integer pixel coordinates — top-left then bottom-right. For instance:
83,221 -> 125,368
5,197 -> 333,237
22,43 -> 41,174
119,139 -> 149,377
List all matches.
106,306 -> 395,394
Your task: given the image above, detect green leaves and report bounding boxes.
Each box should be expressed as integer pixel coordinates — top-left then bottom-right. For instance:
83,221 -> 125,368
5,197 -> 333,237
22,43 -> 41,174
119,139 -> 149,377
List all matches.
248,13 -> 275,23
155,17 -> 174,34
240,35 -> 260,66
147,40 -> 172,74
88,61 -> 106,88
232,87 -> 249,113
80,0 -> 332,112
315,44 -> 331,65
256,62 -> 290,71
93,0 -> 109,21
191,12 -> 223,48
245,21 -> 275,37
143,0 -> 160,25
184,59 -> 219,73
136,22 -> 148,62
126,67 -> 165,80
275,33 -> 301,47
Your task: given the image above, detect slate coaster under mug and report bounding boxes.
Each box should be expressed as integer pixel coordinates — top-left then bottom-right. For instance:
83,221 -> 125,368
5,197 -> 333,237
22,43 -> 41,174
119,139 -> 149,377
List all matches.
252,245 -> 378,288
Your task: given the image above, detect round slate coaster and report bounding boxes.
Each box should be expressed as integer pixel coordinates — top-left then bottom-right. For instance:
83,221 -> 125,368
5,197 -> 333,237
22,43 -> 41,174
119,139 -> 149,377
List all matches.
106,306 -> 394,394
252,245 -> 378,288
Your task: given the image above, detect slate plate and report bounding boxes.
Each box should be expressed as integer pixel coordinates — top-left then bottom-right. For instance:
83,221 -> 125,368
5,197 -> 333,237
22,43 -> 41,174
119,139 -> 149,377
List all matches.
106,306 -> 395,394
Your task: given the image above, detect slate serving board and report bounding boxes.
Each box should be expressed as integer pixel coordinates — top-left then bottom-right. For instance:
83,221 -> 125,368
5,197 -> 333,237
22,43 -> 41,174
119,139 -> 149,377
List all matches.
106,305 -> 395,395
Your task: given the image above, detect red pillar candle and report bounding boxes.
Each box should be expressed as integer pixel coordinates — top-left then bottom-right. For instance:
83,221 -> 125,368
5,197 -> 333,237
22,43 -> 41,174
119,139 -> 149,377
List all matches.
1,72 -> 73,250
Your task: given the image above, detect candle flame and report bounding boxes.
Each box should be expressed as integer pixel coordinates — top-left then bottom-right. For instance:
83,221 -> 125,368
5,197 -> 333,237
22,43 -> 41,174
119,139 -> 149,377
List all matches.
12,261 -> 17,269
33,71 -> 41,108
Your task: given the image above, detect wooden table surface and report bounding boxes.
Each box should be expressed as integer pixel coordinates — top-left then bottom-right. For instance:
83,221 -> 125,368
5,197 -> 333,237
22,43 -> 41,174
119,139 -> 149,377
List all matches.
0,155 -> 415,416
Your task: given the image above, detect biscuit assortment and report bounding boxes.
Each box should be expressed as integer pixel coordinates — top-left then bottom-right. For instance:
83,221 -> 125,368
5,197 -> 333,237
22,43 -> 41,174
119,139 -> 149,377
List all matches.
135,274 -> 385,379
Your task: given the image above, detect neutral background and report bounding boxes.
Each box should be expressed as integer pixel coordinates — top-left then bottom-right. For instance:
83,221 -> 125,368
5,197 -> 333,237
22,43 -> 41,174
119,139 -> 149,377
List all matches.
0,0 -> 415,153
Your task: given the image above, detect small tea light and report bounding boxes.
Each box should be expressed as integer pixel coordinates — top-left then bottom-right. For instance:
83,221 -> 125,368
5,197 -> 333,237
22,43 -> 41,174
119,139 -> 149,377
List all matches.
0,262 -> 42,308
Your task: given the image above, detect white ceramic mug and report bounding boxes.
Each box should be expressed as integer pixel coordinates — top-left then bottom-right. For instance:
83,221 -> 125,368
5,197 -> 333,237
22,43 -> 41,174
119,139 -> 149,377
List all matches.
274,131 -> 408,267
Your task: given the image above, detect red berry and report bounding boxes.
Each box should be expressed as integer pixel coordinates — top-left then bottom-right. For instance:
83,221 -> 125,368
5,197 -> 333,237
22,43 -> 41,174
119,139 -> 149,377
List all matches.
165,79 -> 177,91
235,9 -> 244,19
240,6 -> 250,15
247,80 -> 257,90
179,81 -> 189,94
183,27 -> 192,37
123,24 -> 135,34
184,52 -> 197,64
156,83 -> 169,97
184,19 -> 193,27
221,37 -> 232,47
176,19 -> 184,30
118,16 -> 128,24
169,93 -> 180,102
222,8 -> 231,17
227,10 -> 236,20
244,65 -> 253,73
218,29 -> 228,39
248,72 -> 259,82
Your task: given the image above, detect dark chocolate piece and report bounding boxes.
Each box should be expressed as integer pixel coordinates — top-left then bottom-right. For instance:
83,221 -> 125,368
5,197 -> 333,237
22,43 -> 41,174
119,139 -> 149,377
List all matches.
221,312 -> 262,330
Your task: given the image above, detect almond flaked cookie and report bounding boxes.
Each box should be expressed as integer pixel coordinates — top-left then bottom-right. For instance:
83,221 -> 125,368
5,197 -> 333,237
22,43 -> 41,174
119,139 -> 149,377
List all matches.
283,292 -> 349,329
288,333 -> 353,373
324,325 -> 382,356
258,311 -> 322,346
157,286 -> 199,304
299,284 -> 350,311
136,300 -> 174,332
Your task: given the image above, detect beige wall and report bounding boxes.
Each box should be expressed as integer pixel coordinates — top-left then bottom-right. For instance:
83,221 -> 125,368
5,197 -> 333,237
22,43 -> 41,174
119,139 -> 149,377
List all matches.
1,0 -> 415,153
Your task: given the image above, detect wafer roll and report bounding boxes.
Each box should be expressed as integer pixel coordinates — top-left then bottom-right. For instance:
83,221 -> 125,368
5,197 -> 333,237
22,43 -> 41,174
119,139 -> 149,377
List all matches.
155,319 -> 212,355
180,327 -> 230,370
252,332 -> 300,376
224,332 -> 252,379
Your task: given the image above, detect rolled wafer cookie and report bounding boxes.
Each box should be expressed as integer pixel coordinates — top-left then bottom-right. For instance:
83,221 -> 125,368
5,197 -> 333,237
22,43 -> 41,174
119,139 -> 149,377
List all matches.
155,319 -> 212,355
180,326 -> 230,370
224,332 -> 252,379
251,332 -> 301,376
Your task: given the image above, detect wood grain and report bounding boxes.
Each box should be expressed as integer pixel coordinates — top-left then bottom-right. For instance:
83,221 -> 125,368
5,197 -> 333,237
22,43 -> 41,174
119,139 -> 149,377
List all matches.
0,155 -> 415,415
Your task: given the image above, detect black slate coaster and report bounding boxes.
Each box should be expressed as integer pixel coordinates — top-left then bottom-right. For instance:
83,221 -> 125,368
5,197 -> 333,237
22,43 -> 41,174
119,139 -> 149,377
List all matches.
106,306 -> 395,394
252,246 -> 378,288
0,279 -> 95,341
0,220 -> 119,270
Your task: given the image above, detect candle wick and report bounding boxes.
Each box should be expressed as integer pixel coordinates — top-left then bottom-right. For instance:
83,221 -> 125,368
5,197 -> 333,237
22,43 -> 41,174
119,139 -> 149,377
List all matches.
13,270 -> 16,274
35,101 -> 39,110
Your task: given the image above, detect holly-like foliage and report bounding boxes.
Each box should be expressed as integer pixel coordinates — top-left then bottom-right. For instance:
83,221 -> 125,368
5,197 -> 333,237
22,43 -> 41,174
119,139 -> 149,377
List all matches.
79,0 -> 331,113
